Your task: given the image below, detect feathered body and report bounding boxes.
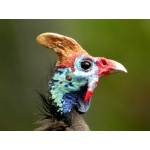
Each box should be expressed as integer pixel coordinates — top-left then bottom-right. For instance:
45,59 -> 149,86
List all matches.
35,33 -> 127,130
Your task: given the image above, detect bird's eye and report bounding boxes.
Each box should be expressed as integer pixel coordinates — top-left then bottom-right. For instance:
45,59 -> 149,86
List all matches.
80,60 -> 92,71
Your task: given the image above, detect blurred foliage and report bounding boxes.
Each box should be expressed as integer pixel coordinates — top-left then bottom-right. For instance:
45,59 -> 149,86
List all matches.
0,19 -> 150,130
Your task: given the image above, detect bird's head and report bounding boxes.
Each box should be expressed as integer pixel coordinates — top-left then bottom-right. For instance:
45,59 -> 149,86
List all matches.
36,33 -> 127,117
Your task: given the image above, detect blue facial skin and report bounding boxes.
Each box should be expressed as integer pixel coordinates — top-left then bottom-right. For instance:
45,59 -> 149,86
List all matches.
48,55 -> 99,115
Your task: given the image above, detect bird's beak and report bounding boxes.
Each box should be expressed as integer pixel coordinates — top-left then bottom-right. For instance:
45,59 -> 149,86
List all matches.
84,57 -> 127,102
96,57 -> 127,76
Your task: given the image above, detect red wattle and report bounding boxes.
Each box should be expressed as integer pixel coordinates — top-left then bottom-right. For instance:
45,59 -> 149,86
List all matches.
84,91 -> 93,102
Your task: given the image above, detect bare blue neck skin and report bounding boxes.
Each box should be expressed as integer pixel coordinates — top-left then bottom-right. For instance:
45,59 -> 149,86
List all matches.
48,68 -> 91,115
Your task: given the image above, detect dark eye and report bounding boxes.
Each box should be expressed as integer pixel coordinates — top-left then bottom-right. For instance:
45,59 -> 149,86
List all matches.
80,60 -> 92,71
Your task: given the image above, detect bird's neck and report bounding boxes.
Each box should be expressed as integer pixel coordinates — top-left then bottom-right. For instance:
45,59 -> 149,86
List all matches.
48,68 -> 90,118
48,68 -> 78,117
35,109 -> 90,131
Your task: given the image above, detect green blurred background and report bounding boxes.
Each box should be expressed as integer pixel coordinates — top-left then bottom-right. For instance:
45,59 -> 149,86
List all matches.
0,19 -> 150,130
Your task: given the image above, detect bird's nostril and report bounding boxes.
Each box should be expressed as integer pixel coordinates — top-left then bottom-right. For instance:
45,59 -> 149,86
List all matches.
101,59 -> 108,65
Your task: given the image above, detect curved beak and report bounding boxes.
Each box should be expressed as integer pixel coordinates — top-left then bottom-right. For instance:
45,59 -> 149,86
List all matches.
107,59 -> 127,73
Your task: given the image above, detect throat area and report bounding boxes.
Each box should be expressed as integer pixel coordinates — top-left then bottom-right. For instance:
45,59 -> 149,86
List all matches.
48,68 -> 91,117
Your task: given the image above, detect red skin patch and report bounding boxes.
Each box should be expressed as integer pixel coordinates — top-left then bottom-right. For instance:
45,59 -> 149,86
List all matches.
84,91 -> 93,102
102,71 -> 110,76
96,58 -> 111,76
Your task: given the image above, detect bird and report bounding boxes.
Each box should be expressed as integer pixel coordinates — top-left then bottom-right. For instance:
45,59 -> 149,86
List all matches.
35,32 -> 127,131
